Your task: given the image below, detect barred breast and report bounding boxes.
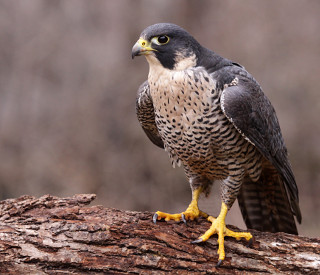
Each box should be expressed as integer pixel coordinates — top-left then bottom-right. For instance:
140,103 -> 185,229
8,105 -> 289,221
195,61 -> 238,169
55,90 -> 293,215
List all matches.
149,67 -> 262,184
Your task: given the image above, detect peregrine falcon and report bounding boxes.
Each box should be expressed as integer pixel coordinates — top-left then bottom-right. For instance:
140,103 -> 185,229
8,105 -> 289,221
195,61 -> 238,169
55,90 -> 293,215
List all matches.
132,23 -> 301,266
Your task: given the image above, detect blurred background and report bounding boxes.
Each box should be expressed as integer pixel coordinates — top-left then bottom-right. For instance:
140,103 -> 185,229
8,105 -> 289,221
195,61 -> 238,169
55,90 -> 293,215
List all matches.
0,0 -> 319,237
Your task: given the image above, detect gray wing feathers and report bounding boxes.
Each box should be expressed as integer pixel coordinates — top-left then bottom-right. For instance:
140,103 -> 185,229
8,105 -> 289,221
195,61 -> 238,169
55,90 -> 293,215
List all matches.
221,78 -> 301,223
136,81 -> 164,149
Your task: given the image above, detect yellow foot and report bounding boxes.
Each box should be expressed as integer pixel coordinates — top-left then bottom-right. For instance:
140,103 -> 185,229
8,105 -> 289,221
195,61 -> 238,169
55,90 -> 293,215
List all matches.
191,203 -> 253,267
153,187 -> 208,224
153,209 -> 208,224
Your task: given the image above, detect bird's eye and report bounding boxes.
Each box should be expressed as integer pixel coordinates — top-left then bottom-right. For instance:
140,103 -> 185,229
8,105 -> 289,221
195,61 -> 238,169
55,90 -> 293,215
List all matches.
151,35 -> 170,45
158,36 -> 169,44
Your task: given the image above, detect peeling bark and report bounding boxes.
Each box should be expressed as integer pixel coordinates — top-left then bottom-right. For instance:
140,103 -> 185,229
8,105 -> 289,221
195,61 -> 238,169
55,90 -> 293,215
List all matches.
0,194 -> 319,274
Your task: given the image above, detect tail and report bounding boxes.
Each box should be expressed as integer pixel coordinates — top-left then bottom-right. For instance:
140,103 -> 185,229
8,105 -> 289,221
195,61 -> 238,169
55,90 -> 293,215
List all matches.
237,161 -> 299,235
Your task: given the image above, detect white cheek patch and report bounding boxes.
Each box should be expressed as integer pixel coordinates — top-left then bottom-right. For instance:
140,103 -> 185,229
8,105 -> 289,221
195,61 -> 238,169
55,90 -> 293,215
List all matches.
146,50 -> 197,85
174,52 -> 197,71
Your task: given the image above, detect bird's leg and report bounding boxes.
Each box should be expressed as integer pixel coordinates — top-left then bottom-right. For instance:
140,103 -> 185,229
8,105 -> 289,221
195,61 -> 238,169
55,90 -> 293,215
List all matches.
192,202 -> 252,266
153,187 -> 209,223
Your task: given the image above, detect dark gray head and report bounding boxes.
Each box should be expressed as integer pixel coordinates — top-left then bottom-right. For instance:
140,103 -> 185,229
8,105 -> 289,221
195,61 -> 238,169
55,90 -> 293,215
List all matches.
132,23 -> 202,70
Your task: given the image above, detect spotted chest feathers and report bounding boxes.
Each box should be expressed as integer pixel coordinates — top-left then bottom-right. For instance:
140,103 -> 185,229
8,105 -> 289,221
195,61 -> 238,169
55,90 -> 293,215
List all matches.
148,64 -> 262,183
149,66 -> 220,164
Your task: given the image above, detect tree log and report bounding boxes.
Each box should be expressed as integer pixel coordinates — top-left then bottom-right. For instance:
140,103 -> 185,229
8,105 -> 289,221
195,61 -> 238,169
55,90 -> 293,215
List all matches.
0,194 -> 319,274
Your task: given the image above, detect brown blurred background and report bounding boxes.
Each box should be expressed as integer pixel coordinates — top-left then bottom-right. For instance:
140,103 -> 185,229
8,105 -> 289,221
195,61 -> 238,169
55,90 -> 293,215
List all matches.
0,0 -> 319,237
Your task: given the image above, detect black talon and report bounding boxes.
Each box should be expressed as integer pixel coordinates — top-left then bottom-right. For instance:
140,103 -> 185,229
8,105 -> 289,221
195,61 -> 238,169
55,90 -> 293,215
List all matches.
216,259 -> 223,267
181,213 -> 187,225
246,238 -> 253,247
191,238 -> 203,244
153,213 -> 158,224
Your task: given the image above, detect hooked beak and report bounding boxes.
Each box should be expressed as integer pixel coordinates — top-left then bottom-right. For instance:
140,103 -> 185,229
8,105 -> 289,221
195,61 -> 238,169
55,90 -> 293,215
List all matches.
132,38 -> 157,59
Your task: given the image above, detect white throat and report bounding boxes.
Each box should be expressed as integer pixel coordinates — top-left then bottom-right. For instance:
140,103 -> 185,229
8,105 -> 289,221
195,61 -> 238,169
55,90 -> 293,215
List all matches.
145,52 -> 197,83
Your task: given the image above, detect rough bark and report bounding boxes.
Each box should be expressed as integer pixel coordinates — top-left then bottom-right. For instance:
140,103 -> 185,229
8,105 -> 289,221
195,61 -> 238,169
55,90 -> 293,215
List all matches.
0,194 -> 318,274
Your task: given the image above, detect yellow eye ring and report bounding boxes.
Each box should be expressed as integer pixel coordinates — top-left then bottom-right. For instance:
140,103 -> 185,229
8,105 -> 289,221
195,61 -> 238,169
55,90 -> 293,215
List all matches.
151,35 -> 170,45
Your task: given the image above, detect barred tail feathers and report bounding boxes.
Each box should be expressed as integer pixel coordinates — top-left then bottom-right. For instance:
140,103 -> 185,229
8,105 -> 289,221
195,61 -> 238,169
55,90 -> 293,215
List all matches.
237,163 -> 298,235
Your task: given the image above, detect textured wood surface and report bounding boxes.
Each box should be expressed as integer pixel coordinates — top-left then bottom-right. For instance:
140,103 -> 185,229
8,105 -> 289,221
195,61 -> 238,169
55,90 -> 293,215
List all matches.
0,194 -> 319,274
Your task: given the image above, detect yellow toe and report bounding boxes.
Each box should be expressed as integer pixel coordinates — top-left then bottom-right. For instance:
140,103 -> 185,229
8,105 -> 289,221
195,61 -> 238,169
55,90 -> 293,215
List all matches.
154,211 -> 182,222
154,207 -> 209,223
194,203 -> 253,262
154,187 -> 209,222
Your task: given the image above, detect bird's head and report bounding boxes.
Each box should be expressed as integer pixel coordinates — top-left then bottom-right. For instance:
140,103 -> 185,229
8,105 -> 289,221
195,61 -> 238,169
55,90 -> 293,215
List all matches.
132,23 -> 201,71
